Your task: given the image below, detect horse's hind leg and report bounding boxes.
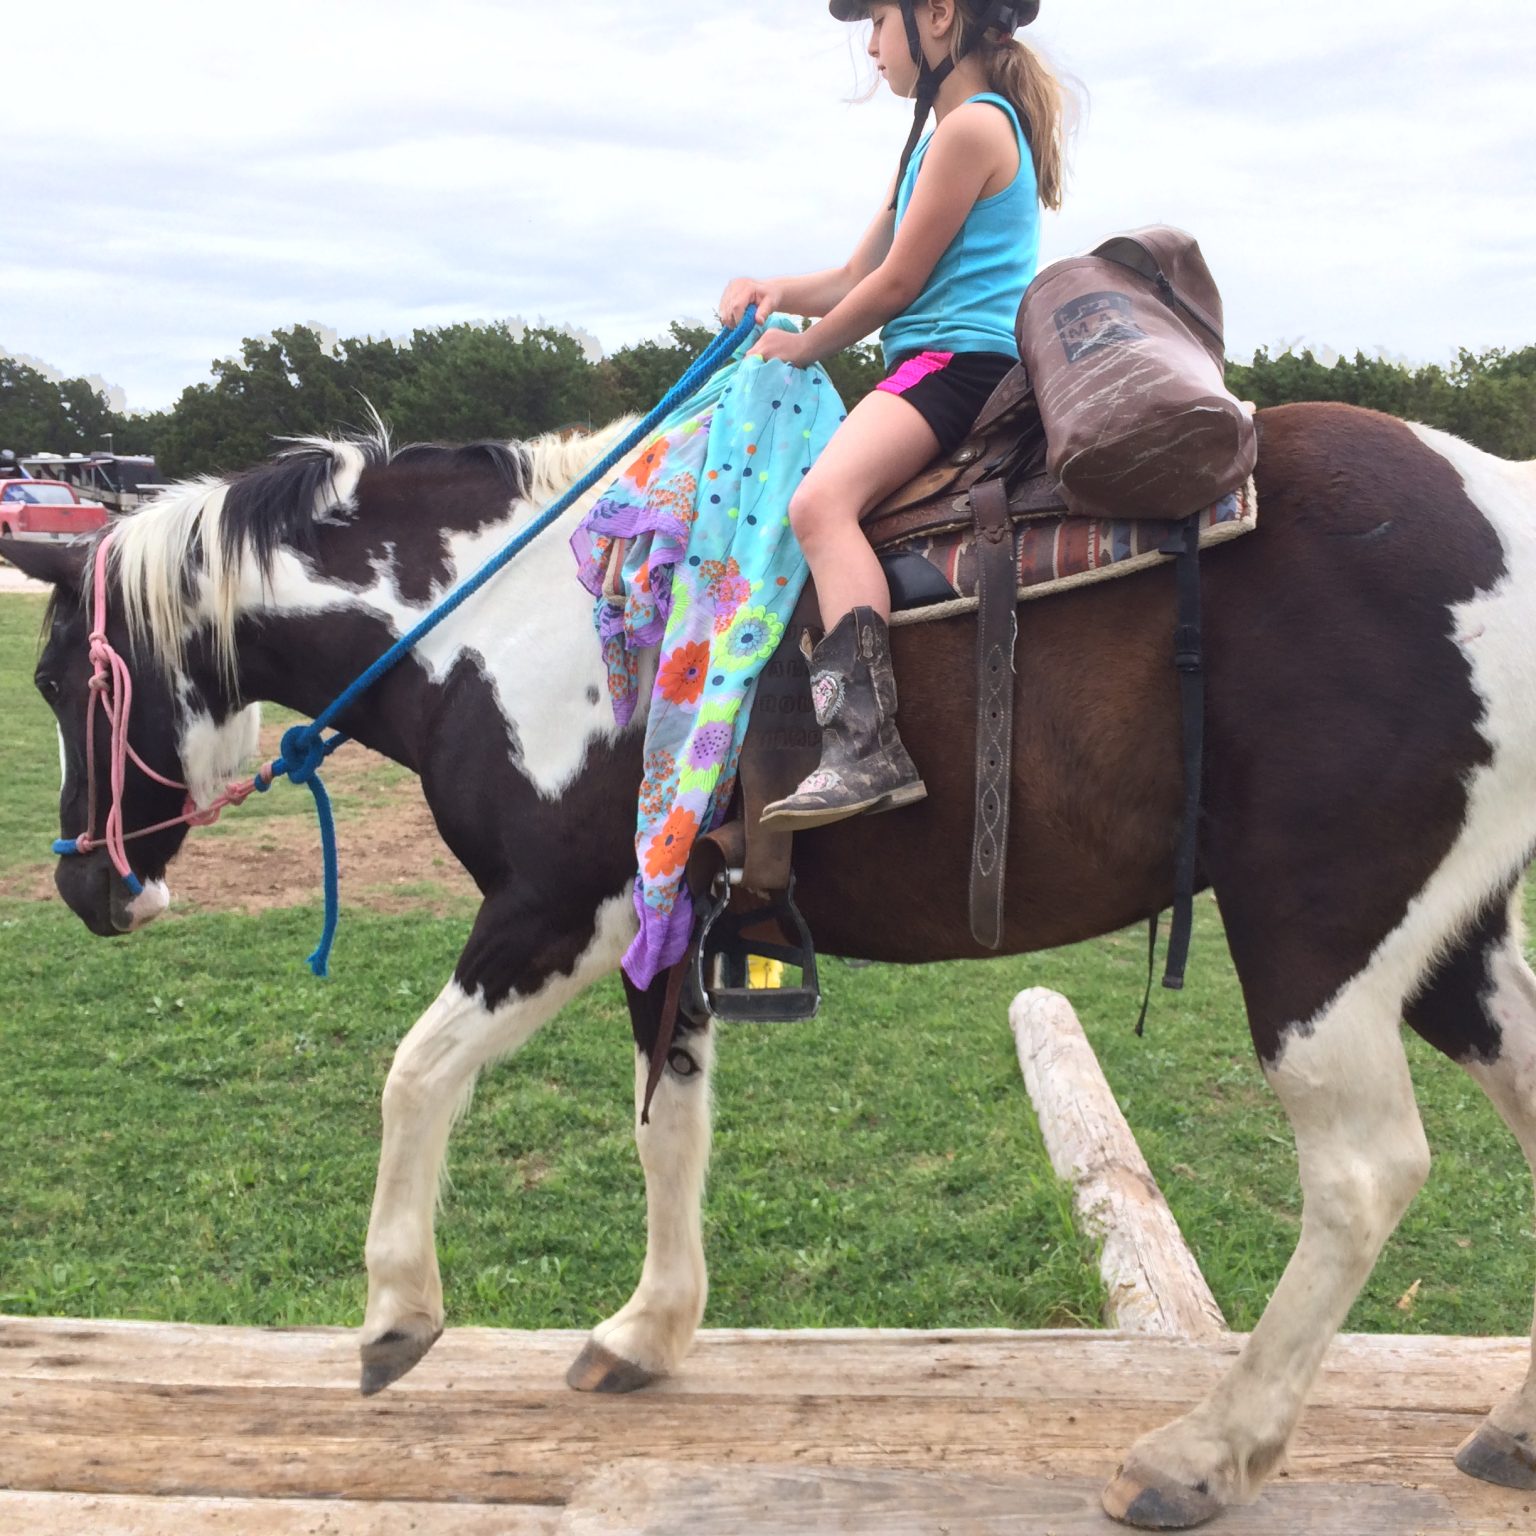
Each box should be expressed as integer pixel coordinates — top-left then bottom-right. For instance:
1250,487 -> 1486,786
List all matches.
1106,947 -> 1431,1527
360,893 -> 634,1395
568,971 -> 713,1392
1407,886 -> 1536,1490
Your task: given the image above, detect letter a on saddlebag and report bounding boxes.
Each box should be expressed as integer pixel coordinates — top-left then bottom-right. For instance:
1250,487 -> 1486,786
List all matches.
1015,226 -> 1257,520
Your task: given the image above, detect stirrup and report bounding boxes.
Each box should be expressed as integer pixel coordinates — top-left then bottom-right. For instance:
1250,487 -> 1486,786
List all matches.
684,868 -> 821,1024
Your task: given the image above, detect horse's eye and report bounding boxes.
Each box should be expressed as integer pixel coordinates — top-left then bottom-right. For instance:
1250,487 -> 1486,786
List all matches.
35,675 -> 60,703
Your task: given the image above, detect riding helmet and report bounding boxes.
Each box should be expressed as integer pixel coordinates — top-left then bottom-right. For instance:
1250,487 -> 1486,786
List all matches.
829,1 -> 1039,24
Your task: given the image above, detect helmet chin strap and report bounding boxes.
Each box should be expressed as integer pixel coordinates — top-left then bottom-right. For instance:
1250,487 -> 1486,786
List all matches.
887,0 -> 1017,210
890,1 -> 951,208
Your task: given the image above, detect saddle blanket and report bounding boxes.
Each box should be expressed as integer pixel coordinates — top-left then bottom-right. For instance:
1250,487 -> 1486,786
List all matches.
885,477 -> 1257,625
571,319 -> 846,990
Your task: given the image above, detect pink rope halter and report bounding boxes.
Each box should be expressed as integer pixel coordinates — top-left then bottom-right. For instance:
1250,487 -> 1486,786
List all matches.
65,530 -> 269,893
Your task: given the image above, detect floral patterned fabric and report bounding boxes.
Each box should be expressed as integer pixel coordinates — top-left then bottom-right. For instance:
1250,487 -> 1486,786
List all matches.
572,319 -> 847,988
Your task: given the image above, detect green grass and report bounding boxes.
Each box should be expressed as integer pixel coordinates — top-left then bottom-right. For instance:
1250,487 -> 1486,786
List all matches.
1,593 -> 1532,1338
0,898 -> 1103,1329
0,595 -> 61,875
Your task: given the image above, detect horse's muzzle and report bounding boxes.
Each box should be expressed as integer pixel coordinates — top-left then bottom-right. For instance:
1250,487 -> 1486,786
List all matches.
55,852 -> 171,936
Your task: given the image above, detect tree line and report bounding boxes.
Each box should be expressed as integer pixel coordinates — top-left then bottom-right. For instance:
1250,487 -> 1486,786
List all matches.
3,324 -> 1532,482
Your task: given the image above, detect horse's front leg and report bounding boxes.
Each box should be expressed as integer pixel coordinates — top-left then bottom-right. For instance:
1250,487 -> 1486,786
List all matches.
360,893 -> 634,1395
568,970 -> 713,1392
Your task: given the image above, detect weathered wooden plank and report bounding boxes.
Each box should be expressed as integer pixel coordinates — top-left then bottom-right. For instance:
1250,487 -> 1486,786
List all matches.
0,1475 -> 1489,1536
557,1461 -> 1467,1536
1011,987 -> 1227,1339
0,1373 -> 1514,1507
0,1491 -> 561,1535
3,1318 -> 1526,1414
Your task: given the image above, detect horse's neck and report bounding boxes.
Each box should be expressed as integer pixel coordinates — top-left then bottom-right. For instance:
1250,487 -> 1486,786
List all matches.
240,506 -> 628,794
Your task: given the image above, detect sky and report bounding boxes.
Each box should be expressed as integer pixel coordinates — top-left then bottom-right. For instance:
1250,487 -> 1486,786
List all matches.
5,0 -> 1534,414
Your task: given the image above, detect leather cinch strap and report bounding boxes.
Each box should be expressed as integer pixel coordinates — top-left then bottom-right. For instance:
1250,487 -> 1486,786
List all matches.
1135,510 -> 1206,1032
1163,511 -> 1204,989
969,478 -> 1017,948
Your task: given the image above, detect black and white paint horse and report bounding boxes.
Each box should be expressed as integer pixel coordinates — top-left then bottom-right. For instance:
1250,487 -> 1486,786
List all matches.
9,400 -> 1536,1529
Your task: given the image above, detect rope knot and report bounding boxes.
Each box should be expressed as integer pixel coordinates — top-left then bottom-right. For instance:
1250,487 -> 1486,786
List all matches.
224,779 -> 258,807
182,795 -> 222,828
279,724 -> 328,786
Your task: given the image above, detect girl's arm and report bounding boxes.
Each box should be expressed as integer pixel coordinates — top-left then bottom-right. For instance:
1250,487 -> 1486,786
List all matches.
756,103 -> 1014,364
718,176 -> 899,325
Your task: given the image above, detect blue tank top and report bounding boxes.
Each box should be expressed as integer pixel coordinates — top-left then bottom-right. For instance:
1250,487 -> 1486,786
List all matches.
880,93 -> 1040,368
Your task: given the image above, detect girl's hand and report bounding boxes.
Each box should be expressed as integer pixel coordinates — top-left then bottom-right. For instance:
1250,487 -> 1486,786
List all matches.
748,327 -> 813,368
718,278 -> 782,327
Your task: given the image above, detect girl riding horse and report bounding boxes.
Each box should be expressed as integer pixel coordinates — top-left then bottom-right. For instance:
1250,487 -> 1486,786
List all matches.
720,0 -> 1069,830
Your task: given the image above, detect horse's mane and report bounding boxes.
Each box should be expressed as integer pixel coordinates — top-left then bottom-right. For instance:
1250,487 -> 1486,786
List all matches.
109,413 -> 638,682
521,420 -> 638,505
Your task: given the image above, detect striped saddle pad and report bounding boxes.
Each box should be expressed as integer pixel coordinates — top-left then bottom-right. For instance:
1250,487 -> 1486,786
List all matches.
878,477 -> 1258,625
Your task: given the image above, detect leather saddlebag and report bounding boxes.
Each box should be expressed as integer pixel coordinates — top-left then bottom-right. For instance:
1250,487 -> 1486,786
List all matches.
1015,226 -> 1257,520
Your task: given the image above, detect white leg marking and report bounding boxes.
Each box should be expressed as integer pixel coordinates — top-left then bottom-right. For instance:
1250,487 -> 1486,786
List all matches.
1124,970 -> 1430,1503
362,894 -> 634,1346
589,1029 -> 715,1375
1463,901 -> 1536,1442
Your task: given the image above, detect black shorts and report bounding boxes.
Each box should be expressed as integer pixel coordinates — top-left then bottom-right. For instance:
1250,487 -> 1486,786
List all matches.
875,349 -> 1016,456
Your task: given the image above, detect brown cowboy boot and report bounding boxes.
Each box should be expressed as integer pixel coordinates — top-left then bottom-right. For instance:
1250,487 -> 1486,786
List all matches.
759,606 -> 927,831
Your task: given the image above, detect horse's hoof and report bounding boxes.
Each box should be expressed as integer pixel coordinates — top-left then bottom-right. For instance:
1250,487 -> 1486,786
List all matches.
359,1325 -> 443,1396
565,1338 -> 660,1394
1102,1468 -> 1225,1530
1455,1423 -> 1536,1490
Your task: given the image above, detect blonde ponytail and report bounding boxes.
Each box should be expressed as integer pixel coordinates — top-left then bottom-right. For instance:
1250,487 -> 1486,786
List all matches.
988,38 -> 1071,209
950,15 -> 1075,211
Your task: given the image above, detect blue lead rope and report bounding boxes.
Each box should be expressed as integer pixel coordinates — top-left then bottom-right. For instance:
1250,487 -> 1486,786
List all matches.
265,722 -> 349,974
264,309 -> 759,975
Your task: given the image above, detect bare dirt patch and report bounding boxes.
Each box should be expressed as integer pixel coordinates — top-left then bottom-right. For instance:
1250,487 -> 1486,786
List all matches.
23,721 -> 479,918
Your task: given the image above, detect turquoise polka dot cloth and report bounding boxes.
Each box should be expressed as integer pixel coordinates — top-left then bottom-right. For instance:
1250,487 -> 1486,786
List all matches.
572,317 -> 847,988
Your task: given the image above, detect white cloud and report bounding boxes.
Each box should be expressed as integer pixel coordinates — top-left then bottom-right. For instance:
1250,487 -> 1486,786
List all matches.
3,0 -> 1533,410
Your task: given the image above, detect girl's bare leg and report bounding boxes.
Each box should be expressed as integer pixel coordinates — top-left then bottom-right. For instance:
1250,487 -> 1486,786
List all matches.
788,387 -> 940,627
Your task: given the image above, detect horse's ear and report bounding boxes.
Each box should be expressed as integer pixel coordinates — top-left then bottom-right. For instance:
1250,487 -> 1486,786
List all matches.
0,537 -> 90,591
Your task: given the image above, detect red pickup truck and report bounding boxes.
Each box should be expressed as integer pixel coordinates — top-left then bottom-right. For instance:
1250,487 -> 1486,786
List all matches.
0,479 -> 110,542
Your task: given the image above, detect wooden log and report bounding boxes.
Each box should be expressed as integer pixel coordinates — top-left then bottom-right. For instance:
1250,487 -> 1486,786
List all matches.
558,1460 -> 1465,1536
0,1491 -> 558,1535
1010,987 -> 1227,1339
3,1316 -> 1524,1408
0,1376 -> 1507,1511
